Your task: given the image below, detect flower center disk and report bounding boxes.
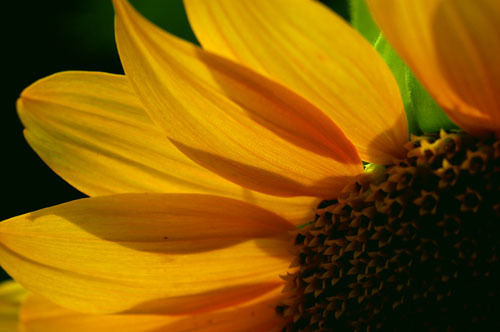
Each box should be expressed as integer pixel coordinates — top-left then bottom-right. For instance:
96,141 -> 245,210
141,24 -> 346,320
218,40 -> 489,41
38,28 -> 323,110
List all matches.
278,131 -> 500,331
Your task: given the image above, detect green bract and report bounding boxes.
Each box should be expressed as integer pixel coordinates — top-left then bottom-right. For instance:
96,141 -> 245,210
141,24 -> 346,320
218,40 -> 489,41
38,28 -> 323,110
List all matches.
349,0 -> 457,135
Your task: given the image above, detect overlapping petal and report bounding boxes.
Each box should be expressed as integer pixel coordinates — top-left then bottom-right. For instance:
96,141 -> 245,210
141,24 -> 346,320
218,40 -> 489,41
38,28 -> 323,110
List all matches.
20,289 -> 285,332
183,0 -> 408,163
17,71 -> 319,225
0,194 -> 294,314
367,0 -> 500,136
113,0 -> 363,198
0,280 -> 27,332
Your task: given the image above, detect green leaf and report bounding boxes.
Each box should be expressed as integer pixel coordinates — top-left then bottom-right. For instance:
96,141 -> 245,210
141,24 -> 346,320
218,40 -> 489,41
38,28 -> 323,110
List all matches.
374,36 -> 419,135
349,0 -> 457,135
349,0 -> 379,44
407,74 -> 458,134
375,35 -> 457,135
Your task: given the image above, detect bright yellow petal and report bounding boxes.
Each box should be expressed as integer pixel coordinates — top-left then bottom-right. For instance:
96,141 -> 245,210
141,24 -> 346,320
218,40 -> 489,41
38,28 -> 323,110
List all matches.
0,280 -> 28,332
17,70 -> 319,225
184,0 -> 408,164
21,289 -> 285,332
113,0 -> 363,198
367,0 -> 500,136
0,194 -> 294,315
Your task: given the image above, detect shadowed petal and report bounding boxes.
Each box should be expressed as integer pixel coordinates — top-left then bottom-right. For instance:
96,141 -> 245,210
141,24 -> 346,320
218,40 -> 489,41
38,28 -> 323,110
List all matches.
114,0 -> 363,198
17,71 -> 319,225
184,0 -> 408,163
0,194 -> 294,315
20,289 -> 286,332
0,281 -> 28,332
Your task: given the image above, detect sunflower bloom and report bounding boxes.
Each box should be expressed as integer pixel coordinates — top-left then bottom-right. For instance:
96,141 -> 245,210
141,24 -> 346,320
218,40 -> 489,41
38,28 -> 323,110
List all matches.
3,0 -> 500,330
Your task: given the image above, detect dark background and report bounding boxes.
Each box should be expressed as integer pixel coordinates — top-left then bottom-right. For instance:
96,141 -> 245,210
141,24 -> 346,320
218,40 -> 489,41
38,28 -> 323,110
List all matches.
1,0 -> 348,281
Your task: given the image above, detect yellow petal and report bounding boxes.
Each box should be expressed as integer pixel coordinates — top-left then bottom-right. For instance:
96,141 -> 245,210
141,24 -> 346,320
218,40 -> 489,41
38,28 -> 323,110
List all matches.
21,289 -> 285,332
17,71 -> 319,225
0,194 -> 294,315
184,0 -> 408,163
367,0 -> 500,136
0,280 -> 28,332
21,294 -> 168,332
114,0 -> 363,197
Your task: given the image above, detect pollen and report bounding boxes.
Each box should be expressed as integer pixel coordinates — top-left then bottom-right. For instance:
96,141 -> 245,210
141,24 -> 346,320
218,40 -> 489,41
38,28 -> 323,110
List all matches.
277,131 -> 500,331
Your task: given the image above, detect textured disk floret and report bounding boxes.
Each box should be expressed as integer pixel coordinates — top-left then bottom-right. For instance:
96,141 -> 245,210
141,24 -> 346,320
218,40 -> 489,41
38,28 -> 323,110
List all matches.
277,131 -> 500,331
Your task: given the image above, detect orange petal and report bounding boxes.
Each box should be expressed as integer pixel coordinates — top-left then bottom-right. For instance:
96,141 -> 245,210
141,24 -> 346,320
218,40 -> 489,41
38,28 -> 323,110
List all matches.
367,0 -> 500,136
114,0 -> 363,197
0,194 -> 294,314
184,0 -> 408,163
17,70 -> 319,225
21,289 -> 286,332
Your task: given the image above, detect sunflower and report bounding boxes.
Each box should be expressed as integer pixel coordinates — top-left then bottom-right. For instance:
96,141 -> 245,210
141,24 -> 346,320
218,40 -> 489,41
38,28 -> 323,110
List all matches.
3,0 -> 500,330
